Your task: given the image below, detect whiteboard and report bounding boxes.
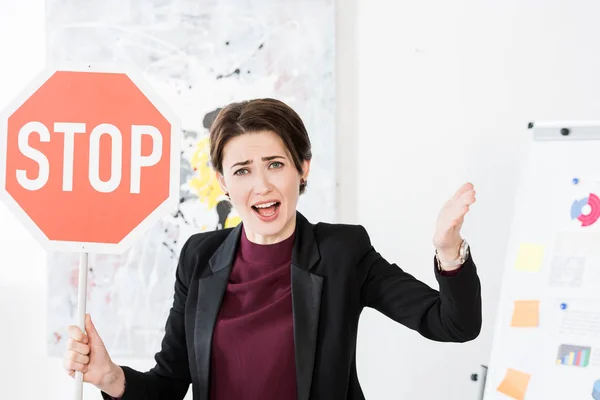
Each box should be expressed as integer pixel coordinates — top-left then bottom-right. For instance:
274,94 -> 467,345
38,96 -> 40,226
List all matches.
484,121 -> 600,400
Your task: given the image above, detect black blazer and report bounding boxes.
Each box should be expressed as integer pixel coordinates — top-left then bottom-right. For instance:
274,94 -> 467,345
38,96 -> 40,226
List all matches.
104,211 -> 482,400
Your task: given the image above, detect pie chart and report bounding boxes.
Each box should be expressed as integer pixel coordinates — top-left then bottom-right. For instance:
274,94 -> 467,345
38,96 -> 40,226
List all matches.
571,193 -> 600,227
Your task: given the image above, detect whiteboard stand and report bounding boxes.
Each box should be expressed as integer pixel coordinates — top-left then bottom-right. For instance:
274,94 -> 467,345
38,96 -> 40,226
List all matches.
471,364 -> 488,400
470,365 -> 488,400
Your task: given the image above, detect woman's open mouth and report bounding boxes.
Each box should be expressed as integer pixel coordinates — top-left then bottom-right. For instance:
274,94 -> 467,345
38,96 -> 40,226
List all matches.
252,201 -> 281,220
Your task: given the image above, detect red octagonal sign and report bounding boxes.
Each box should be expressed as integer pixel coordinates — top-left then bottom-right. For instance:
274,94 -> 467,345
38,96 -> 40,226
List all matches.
0,65 -> 180,253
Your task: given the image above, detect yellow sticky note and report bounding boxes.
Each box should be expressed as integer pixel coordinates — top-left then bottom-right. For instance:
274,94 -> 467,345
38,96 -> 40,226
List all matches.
497,368 -> 531,400
514,243 -> 545,272
510,300 -> 539,327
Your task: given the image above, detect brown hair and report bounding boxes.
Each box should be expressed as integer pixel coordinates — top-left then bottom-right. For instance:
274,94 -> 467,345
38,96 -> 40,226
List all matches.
209,98 -> 312,194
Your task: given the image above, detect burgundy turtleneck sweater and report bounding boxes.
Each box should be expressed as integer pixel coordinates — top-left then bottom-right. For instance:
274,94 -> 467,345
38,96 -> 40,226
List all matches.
209,227 -> 297,399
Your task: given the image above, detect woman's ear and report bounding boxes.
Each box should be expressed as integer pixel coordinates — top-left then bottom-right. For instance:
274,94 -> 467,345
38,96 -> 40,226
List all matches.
301,160 -> 311,182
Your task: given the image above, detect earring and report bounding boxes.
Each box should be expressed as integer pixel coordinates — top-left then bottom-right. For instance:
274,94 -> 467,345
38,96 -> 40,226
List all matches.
225,192 -> 230,199
300,179 -> 307,190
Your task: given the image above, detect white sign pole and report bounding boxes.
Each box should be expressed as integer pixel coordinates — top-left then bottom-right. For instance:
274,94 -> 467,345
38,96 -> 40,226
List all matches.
75,252 -> 88,399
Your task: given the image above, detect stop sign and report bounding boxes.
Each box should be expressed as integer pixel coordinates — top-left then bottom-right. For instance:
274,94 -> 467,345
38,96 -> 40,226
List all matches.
0,66 -> 180,253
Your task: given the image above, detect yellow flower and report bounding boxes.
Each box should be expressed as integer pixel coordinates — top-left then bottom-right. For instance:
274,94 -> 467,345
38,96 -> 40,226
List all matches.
224,215 -> 242,228
188,136 -> 241,229
189,136 -> 223,209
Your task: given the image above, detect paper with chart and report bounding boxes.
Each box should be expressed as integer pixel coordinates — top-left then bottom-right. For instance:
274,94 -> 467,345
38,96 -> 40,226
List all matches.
484,136 -> 600,399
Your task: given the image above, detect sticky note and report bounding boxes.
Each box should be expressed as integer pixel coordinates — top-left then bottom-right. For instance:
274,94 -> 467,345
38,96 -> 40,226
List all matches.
510,300 -> 539,327
514,243 -> 545,272
497,368 -> 531,400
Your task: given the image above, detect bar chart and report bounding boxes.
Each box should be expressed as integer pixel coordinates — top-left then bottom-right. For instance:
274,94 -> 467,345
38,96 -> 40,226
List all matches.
556,344 -> 592,367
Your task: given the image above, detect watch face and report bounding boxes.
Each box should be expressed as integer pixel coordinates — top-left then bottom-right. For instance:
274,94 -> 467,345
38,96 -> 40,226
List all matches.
460,240 -> 469,259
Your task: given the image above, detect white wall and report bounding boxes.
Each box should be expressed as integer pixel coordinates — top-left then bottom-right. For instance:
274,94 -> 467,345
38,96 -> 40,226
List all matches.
2,0 -> 600,399
355,1 -> 600,399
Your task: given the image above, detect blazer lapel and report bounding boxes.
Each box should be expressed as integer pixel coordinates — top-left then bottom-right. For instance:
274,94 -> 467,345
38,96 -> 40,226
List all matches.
291,212 -> 324,400
194,224 -> 241,399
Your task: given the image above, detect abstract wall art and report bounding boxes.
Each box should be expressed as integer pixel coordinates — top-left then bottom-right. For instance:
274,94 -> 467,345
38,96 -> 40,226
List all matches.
45,0 -> 335,357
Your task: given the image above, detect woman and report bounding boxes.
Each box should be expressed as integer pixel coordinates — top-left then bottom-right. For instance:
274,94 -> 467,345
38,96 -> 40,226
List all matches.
63,98 -> 482,400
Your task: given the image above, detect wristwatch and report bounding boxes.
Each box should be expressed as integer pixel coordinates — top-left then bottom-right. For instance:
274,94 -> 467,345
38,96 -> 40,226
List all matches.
436,239 -> 470,269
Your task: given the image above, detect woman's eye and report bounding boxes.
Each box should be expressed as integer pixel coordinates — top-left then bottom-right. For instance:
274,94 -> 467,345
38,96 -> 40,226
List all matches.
234,168 -> 249,176
270,161 -> 283,169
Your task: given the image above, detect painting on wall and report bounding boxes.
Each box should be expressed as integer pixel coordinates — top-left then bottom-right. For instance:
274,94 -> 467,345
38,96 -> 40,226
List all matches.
45,0 -> 335,357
